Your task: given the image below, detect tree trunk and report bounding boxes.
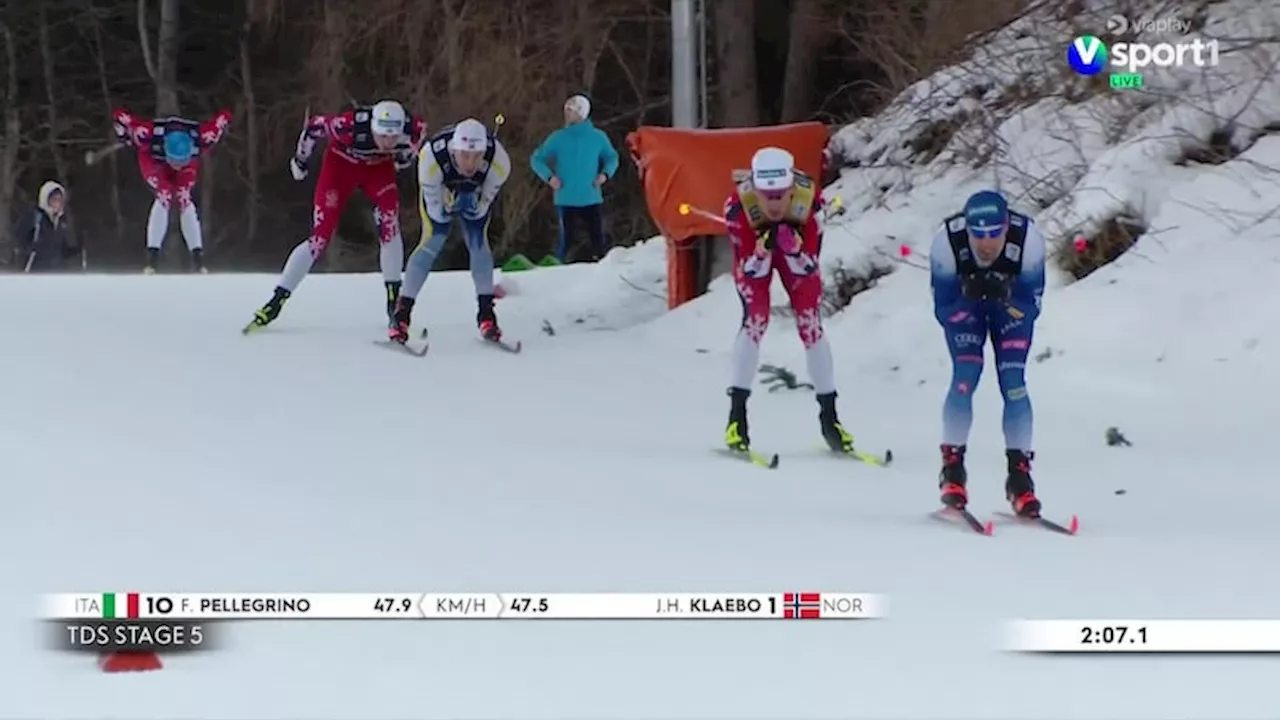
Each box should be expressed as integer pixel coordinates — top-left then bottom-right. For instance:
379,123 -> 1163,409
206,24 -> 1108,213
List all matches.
441,0 -> 472,103
713,0 -> 757,127
780,0 -> 825,122
137,0 -> 157,82
38,0 -> 68,186
155,0 -> 180,114
317,0 -> 347,108
240,9 -> 260,246
91,15 -> 127,250
0,22 -> 21,264
575,0 -> 615,91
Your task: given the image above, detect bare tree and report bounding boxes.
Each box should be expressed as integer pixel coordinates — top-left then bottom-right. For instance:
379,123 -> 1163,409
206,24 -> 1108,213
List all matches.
239,0 -> 260,245
88,10 -> 126,248
713,0 -> 758,126
0,21 -> 21,262
38,1 -> 69,186
154,0 -> 180,114
780,0 -> 826,122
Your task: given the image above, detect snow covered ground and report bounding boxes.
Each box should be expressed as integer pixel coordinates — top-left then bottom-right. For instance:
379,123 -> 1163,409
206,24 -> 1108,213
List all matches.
6,1 -> 1280,717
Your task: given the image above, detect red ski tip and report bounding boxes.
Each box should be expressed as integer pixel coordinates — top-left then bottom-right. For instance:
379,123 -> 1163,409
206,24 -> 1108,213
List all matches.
1067,515 -> 1079,534
982,520 -> 995,535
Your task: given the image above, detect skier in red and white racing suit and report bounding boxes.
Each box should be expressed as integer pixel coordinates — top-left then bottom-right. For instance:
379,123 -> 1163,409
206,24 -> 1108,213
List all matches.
244,100 -> 426,332
721,147 -> 858,456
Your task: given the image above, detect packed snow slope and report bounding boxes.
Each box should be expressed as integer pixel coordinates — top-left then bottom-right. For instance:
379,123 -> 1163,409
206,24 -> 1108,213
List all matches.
7,2 -> 1280,718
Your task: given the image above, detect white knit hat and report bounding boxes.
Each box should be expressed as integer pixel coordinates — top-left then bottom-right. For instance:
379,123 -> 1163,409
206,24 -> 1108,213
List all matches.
565,95 -> 591,120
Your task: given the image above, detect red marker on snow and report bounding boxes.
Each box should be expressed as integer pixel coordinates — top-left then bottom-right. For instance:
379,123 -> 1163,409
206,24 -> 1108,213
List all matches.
899,244 -> 911,257
1073,236 -> 1088,253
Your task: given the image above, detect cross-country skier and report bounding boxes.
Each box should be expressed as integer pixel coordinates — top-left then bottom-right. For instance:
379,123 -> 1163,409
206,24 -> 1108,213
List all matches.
930,190 -> 1046,517
111,107 -> 233,273
243,100 -> 426,333
389,117 -> 511,344
722,147 -> 857,456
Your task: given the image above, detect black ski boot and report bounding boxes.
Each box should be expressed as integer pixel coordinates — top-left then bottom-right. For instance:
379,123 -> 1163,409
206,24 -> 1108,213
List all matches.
384,281 -> 401,322
144,247 -> 160,275
724,387 -> 751,451
477,294 -> 501,341
939,444 -> 968,509
244,287 -> 290,333
191,248 -> 208,274
389,295 -> 413,344
817,392 -> 854,453
1005,449 -> 1041,518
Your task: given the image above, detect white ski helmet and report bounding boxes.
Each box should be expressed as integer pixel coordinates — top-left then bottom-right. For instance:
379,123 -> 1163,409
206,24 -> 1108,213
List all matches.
448,118 -> 489,152
370,100 -> 406,136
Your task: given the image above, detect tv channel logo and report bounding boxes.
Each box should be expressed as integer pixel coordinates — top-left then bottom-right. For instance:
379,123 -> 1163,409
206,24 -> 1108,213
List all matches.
1067,34 -> 1219,89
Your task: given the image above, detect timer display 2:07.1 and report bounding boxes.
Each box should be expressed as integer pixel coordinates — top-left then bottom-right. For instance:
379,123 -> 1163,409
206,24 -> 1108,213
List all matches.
1081,625 -> 1147,644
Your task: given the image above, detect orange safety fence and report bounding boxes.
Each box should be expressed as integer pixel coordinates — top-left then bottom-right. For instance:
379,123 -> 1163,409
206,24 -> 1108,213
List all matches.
625,123 -> 830,307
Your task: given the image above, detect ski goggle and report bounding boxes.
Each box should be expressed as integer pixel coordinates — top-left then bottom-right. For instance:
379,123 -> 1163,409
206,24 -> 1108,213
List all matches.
968,224 -> 1006,239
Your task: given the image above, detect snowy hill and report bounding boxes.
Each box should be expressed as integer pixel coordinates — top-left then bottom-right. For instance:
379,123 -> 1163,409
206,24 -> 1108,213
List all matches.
7,1 -> 1280,717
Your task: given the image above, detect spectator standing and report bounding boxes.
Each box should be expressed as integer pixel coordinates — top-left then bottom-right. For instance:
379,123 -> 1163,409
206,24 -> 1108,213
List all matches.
530,94 -> 619,262
12,181 -> 82,272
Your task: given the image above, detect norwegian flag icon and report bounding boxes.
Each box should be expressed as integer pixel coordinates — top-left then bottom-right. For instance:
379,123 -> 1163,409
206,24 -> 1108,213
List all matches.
783,592 -> 821,619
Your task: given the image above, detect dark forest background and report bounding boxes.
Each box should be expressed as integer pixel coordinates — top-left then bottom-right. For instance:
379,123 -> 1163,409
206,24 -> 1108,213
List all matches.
0,0 -> 1024,272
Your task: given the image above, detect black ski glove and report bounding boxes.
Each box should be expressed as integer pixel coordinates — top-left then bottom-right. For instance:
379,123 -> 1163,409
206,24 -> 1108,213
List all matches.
961,271 -> 1012,301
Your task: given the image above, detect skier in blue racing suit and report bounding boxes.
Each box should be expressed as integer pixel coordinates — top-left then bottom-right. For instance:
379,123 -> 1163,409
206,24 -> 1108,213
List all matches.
929,190 -> 1046,518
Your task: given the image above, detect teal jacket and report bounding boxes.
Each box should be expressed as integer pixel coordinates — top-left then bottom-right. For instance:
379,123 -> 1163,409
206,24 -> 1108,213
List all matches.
530,120 -> 619,208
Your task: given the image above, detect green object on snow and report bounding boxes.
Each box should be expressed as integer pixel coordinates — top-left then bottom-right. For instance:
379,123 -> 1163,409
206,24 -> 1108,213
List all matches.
537,254 -> 563,267
501,253 -> 537,272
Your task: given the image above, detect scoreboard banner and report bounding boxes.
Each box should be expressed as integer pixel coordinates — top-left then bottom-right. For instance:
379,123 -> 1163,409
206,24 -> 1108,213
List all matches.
42,592 -> 888,621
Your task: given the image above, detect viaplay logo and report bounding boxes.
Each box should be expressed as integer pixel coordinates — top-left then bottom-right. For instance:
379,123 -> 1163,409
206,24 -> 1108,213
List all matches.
1067,32 -> 1220,90
1067,35 -> 1109,76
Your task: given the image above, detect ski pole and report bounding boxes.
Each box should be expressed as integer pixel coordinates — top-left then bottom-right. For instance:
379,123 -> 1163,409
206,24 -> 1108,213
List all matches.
84,142 -> 123,166
678,203 -> 729,226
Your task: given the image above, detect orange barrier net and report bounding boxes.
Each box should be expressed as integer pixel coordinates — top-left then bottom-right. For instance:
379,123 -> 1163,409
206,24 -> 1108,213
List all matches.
626,122 -> 830,244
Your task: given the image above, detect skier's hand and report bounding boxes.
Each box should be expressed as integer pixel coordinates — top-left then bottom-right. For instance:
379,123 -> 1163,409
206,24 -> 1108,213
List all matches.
961,271 -> 1011,301
754,225 -> 775,254
960,273 -> 985,300
454,192 -> 478,217
594,173 -> 607,187
549,176 -> 562,190
775,223 -> 802,255
980,271 -> 1012,301
289,156 -> 307,181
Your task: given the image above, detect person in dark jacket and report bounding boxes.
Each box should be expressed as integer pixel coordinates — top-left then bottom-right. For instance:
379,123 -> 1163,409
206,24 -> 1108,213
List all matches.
12,181 -> 82,272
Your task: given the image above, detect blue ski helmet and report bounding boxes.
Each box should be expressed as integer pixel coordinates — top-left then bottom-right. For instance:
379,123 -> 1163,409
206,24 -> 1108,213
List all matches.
164,131 -> 194,164
963,190 -> 1008,238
